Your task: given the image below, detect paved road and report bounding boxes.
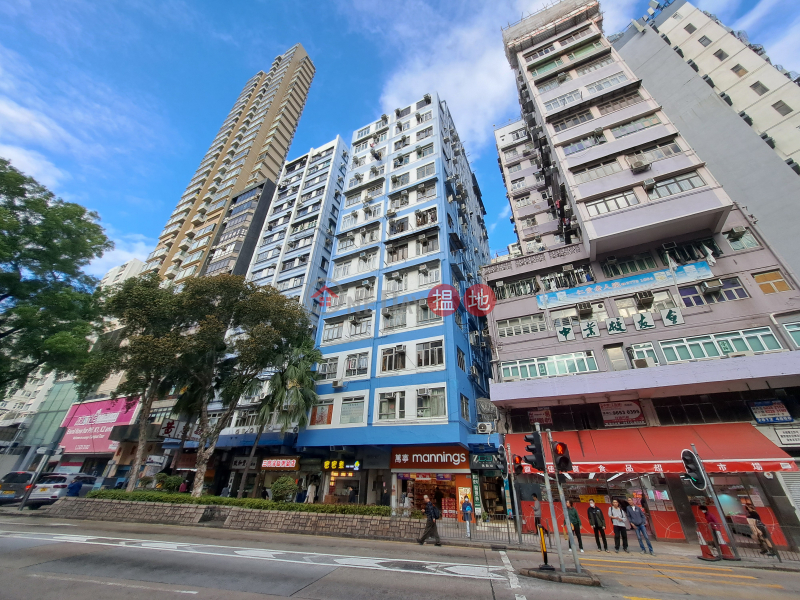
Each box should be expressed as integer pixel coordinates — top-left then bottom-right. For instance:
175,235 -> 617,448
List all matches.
0,514 -> 797,599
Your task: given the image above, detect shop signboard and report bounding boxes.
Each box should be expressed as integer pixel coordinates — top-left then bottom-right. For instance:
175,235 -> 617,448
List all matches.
158,418 -> 201,441
599,400 -> 646,428
260,457 -> 300,471
390,445 -> 470,471
527,408 -> 552,425
231,457 -> 259,470
519,459 -> 798,474
470,454 -> 499,470
323,459 -> 360,471
60,398 -> 138,454
145,455 -> 167,467
748,400 -> 793,424
471,473 -> 483,517
776,428 -> 800,446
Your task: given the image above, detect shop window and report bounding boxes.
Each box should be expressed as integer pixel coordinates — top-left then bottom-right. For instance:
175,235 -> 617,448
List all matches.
753,270 -> 792,294
416,387 -> 445,418
339,397 -> 364,424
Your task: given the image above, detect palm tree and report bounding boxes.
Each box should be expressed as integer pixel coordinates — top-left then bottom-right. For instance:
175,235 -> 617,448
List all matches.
236,340 -> 321,499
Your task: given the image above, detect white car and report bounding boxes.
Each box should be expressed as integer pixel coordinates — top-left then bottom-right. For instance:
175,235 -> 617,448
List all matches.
26,473 -> 96,508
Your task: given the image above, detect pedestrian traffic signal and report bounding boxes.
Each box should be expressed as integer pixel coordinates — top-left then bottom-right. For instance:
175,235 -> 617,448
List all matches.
551,441 -> 573,472
512,454 -> 523,475
523,433 -> 546,472
681,449 -> 707,491
497,445 -> 508,474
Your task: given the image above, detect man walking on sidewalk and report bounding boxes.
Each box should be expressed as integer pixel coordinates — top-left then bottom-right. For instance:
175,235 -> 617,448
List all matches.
609,499 -> 629,553
587,499 -> 608,552
699,505 -> 721,556
627,502 -> 654,556
417,494 -> 441,546
565,500 -> 584,552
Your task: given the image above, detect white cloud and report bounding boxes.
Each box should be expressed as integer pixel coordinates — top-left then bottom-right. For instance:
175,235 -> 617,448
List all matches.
695,0 -> 744,23
732,0 -> 783,31
761,13 -> 800,71
489,204 -> 512,234
0,144 -> 68,188
87,232 -> 155,278
600,0 -> 641,35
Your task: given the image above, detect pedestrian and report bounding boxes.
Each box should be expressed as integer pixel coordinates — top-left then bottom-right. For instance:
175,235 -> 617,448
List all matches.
348,486 -> 357,504
745,504 -> 776,556
587,499 -> 608,552
609,499 -> 629,553
66,478 -> 82,497
178,480 -> 188,493
305,480 -> 317,504
220,486 -> 230,498
462,494 -> 474,539
417,494 -> 442,546
626,502 -> 654,555
565,500 -> 584,552
698,505 -> 721,556
532,493 -> 542,532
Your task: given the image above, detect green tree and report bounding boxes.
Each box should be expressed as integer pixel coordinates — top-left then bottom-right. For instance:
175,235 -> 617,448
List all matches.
235,339 -> 321,499
0,158 -> 112,393
76,272 -> 186,492
171,275 -> 310,497
270,475 -> 298,502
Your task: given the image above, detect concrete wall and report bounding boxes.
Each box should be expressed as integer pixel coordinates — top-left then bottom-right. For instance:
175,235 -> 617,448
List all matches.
614,27 -> 800,283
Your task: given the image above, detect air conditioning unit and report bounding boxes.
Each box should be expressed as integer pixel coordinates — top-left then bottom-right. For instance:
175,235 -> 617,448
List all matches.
360,279 -> 371,287
557,72 -> 569,83
382,308 -> 392,317
349,315 -> 360,325
577,302 -> 593,317
632,357 -> 657,369
395,345 -> 405,353
419,299 -> 428,307
332,380 -> 344,388
401,189 -> 409,198
390,271 -> 401,280
477,422 -> 492,434
631,159 -> 652,174
728,351 -> 756,358
359,227 -> 367,235
701,279 -> 724,293
390,175 -> 399,183
635,290 -> 654,307
562,264 -> 574,272
386,208 -> 396,217
534,235 -> 542,243
417,388 -> 431,397
593,127 -> 604,137
496,280 -> 505,287
643,178 -> 656,191
728,225 -> 747,240
605,255 -> 617,264
419,264 -> 429,274
662,241 -> 677,250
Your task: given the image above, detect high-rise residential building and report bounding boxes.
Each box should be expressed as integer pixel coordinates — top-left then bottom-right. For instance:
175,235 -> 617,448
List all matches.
98,259 -> 145,289
291,93 -> 496,510
143,44 -> 315,285
488,0 -> 800,544
244,137 -> 348,336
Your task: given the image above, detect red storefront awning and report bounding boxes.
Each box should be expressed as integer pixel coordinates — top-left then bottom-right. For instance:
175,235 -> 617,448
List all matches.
506,423 -> 798,474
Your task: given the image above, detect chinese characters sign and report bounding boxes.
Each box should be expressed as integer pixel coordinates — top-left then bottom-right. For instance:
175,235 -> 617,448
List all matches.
748,400 -> 793,424
527,408 -> 553,425
599,400 -> 646,428
390,445 -> 469,470
60,398 -> 138,454
463,283 -> 496,317
605,317 -> 627,335
261,457 -> 300,471
428,284 -> 459,317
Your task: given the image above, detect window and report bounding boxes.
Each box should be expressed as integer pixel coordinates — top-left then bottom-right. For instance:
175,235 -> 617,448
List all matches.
628,140 -> 682,164
461,394 -> 470,421
611,114 -> 660,138
511,178 -> 526,190
698,35 -> 711,47
584,189 -> 638,216
772,100 -> 793,116
597,91 -> 643,116
417,234 -> 439,255
684,23 -> 696,34
394,137 -> 410,151
504,148 -> 519,160
387,244 -> 408,263
418,302 -> 441,323
549,306 -> 579,328
510,128 -> 528,141
552,110 -> 593,133
525,44 -> 555,63
658,237 -> 720,266
417,387 -> 445,418
497,314 -> 546,337
389,217 -> 408,236
457,348 -> 466,371
559,27 -> 591,46
647,171 -> 705,200
615,290 -> 675,317
417,340 -> 444,366
731,64 -> 748,77
384,306 -> 407,329
337,397 -> 364,425
322,321 -> 343,342
419,144 -> 434,158
713,49 -> 728,61
349,317 -> 371,337
416,162 -> 435,179
563,133 -> 605,156
544,90 -> 582,112
509,163 -> 523,174
391,172 -> 410,189
357,253 -> 377,272
538,76 -> 570,93
382,346 -> 406,372
541,265 -> 594,291
679,277 -> 749,306
660,327 -> 781,363
378,391 -> 405,420
529,57 -> 564,77
345,352 -> 369,376
418,265 -> 440,286
576,55 -> 613,76
356,126 -> 370,138
494,277 -> 539,300
725,228 -> 760,251
750,81 -> 769,96
602,252 -> 656,278
630,342 -> 659,364
783,323 -> 800,347
332,261 -> 351,279
567,40 -> 602,61
515,196 -> 532,208
573,159 -> 621,184
586,72 -> 628,94
754,270 -> 792,294
338,236 -> 355,252
416,127 -> 433,141
500,351 -> 599,380
354,141 -> 368,153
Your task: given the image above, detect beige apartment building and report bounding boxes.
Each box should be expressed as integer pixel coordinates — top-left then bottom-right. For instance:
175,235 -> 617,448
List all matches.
144,44 -> 315,284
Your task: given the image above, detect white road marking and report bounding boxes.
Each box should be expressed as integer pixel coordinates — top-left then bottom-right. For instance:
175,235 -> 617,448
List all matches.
499,551 -> 520,589
28,573 -> 198,594
515,595 -> 527,600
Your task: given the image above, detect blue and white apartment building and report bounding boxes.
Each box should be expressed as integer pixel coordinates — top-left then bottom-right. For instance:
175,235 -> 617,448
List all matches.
296,94 -> 499,510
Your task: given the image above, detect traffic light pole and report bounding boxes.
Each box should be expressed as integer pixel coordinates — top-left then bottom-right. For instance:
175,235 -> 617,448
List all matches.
548,429 -> 582,574
691,443 -> 740,560
536,423 -> 565,573
506,442 -> 524,546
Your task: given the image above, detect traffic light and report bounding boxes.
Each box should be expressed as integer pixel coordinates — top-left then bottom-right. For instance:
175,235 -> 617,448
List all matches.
551,441 -> 573,472
512,454 -> 523,475
523,433 -> 546,472
681,449 -> 707,490
497,445 -> 508,474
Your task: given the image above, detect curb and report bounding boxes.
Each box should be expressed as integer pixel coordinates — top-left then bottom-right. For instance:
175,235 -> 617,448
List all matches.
519,567 -> 601,586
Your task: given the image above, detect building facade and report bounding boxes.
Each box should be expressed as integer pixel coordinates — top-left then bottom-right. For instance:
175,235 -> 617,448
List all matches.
491,0 -> 800,547
144,44 -> 315,285
289,93 -> 497,512
98,259 -> 145,289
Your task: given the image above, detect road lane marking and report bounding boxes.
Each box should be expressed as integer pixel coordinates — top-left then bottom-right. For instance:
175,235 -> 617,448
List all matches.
515,595 -> 527,600
581,562 -> 757,579
641,573 -> 782,588
498,551 -> 520,589
624,597 -> 663,600
28,573 -> 198,594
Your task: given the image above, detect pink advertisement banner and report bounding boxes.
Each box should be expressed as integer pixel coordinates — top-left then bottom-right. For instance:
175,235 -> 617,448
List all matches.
60,398 -> 138,454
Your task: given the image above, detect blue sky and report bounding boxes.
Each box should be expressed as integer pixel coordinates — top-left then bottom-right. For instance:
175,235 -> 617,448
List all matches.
1,0 -> 798,276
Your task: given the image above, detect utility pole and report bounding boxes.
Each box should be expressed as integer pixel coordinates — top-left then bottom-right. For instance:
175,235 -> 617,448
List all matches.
536,423 -> 565,573
691,443 -> 740,560
547,429 -> 582,574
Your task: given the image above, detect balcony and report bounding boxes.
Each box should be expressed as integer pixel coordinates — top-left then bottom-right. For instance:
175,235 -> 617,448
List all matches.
191,213 -> 206,226
482,243 -> 588,282
521,217 -> 559,240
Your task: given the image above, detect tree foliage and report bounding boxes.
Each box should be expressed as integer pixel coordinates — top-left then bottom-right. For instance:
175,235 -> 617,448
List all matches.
270,475 -> 298,501
0,158 -> 112,393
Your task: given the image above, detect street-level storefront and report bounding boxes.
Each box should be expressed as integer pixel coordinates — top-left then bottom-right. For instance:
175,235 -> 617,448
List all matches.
390,445 -> 472,518
506,423 -> 798,545
470,453 -> 508,518
260,456 -> 301,499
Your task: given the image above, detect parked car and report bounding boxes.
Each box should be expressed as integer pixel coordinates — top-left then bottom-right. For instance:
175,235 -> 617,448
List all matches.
26,473 -> 96,508
0,471 -> 37,504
